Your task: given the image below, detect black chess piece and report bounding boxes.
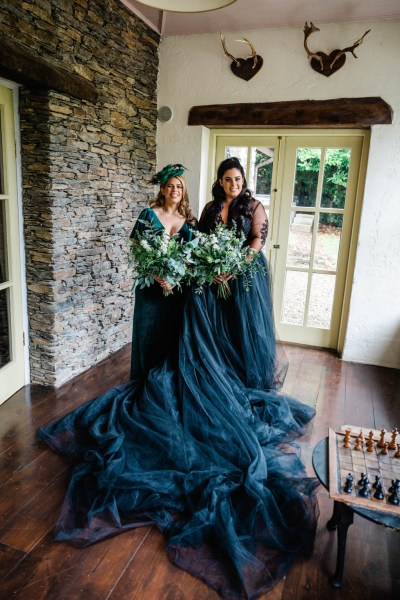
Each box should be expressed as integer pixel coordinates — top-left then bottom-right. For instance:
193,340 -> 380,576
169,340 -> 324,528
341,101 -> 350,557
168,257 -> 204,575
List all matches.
359,482 -> 370,498
343,474 -> 353,494
388,479 -> 400,493
373,483 -> 384,500
388,489 -> 400,506
358,472 -> 369,486
372,475 -> 380,489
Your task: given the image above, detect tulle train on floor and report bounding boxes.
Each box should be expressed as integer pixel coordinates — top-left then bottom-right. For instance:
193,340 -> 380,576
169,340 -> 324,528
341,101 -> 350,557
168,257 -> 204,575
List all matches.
38,258 -> 319,600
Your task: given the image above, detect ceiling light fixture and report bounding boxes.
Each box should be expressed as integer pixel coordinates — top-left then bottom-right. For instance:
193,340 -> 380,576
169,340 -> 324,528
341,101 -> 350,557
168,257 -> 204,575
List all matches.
134,0 -> 237,13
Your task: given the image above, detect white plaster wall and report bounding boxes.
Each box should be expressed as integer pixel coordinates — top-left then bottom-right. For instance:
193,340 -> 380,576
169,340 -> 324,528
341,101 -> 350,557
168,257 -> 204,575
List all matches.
157,21 -> 400,368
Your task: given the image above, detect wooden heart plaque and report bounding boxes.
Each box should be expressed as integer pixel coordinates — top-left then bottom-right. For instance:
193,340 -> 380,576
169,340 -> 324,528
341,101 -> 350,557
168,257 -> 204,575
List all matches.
310,50 -> 346,77
230,56 -> 263,81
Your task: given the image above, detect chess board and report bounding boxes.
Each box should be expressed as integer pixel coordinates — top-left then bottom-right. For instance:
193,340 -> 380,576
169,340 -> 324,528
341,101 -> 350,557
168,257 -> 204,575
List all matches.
328,426 -> 400,515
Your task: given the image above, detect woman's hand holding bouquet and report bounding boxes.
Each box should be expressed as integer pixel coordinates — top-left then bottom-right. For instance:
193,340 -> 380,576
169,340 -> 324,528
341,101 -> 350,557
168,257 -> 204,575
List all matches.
189,222 -> 264,299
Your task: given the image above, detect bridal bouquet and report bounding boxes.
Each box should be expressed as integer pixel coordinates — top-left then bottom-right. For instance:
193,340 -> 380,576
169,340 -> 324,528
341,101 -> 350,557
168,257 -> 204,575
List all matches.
189,222 -> 264,299
129,221 -> 195,296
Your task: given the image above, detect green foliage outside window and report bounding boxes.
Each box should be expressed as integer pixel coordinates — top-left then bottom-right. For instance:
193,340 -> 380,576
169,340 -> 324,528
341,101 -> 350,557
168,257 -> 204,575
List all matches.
248,147 -> 350,229
293,148 -> 351,227
254,150 -> 273,195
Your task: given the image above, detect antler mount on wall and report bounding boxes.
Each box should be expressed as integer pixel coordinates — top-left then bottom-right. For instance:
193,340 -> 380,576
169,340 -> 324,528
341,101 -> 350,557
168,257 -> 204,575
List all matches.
220,32 -> 263,81
303,22 -> 370,77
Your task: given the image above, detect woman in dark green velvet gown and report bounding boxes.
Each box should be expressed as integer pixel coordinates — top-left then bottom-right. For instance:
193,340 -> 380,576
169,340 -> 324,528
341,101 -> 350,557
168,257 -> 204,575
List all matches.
129,166 -> 197,379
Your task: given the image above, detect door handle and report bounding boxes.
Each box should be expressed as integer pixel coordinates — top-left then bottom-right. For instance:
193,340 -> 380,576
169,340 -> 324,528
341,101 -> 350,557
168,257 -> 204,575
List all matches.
273,244 -> 280,249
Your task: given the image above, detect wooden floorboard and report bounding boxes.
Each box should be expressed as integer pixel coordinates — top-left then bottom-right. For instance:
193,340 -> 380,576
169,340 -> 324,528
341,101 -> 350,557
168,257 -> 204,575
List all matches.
0,527 -> 152,600
371,364 -> 400,428
0,470 -> 69,553
0,542 -> 26,581
281,490 -> 392,600
342,362 -> 376,429
0,344 -> 399,600
0,346 -> 132,484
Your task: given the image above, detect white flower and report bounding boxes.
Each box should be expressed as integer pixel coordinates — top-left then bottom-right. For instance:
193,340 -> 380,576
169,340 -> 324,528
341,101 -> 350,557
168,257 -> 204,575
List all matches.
140,239 -> 151,251
159,236 -> 169,254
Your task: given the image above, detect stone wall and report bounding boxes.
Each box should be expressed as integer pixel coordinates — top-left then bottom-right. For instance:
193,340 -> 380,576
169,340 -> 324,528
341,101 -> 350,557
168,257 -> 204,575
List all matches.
0,0 -> 159,385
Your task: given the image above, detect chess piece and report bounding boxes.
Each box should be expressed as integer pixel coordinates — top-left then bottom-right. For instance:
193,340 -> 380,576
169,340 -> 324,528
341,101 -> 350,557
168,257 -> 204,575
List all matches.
395,444 -> 400,459
372,475 -> 381,489
366,431 -> 374,452
377,428 -> 386,448
373,483 -> 384,500
388,479 -> 398,493
358,473 -> 369,486
380,442 -> 389,456
359,482 -> 370,498
354,434 -> 363,451
388,428 -> 398,450
343,428 -> 351,448
343,473 -> 353,494
388,489 -> 400,506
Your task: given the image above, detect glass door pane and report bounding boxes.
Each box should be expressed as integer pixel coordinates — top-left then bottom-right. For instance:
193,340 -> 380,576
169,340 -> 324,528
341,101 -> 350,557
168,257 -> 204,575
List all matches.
248,146 -> 275,220
314,215 -> 343,272
0,199 -> 8,283
0,115 -> 11,370
321,148 -> 351,209
286,210 -> 314,268
0,288 -> 10,368
0,122 -> 4,194
281,271 -> 308,325
307,273 -> 336,328
292,148 -> 321,208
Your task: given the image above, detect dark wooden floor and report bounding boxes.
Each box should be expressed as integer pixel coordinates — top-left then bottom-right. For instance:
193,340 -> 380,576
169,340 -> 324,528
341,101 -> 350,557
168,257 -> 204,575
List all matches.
0,344 -> 399,600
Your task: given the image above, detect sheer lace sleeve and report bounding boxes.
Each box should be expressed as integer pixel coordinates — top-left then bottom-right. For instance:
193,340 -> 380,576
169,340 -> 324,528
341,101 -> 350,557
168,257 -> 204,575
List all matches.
249,201 -> 269,252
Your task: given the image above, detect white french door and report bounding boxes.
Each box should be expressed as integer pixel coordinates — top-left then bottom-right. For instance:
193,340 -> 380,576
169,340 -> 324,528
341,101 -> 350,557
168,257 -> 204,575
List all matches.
0,85 -> 25,404
214,131 -> 367,350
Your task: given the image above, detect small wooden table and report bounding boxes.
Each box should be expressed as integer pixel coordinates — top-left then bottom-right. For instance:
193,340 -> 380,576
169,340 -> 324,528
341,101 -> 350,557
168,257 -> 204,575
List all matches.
312,437 -> 400,587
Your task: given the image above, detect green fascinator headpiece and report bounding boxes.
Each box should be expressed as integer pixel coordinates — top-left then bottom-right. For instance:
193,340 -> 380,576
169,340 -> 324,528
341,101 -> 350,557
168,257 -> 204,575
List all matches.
150,164 -> 187,185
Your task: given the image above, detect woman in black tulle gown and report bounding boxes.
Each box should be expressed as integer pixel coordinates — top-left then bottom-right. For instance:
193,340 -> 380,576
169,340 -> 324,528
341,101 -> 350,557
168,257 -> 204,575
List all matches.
38,159 -> 319,600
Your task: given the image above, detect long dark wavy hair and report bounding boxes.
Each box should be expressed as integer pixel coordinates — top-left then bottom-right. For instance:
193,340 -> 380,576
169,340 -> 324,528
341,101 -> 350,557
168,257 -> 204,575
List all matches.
203,157 -> 254,234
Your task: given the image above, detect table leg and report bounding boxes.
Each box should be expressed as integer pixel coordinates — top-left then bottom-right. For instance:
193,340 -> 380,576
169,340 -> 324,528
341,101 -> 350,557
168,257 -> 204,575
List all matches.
326,500 -> 354,588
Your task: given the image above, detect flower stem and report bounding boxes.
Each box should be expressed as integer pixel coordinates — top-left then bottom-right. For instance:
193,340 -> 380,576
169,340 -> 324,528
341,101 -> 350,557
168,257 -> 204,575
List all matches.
217,281 -> 231,299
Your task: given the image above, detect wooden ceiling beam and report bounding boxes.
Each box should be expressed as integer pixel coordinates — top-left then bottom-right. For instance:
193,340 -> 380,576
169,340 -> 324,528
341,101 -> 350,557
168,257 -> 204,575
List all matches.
188,97 -> 392,128
0,37 -> 98,103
